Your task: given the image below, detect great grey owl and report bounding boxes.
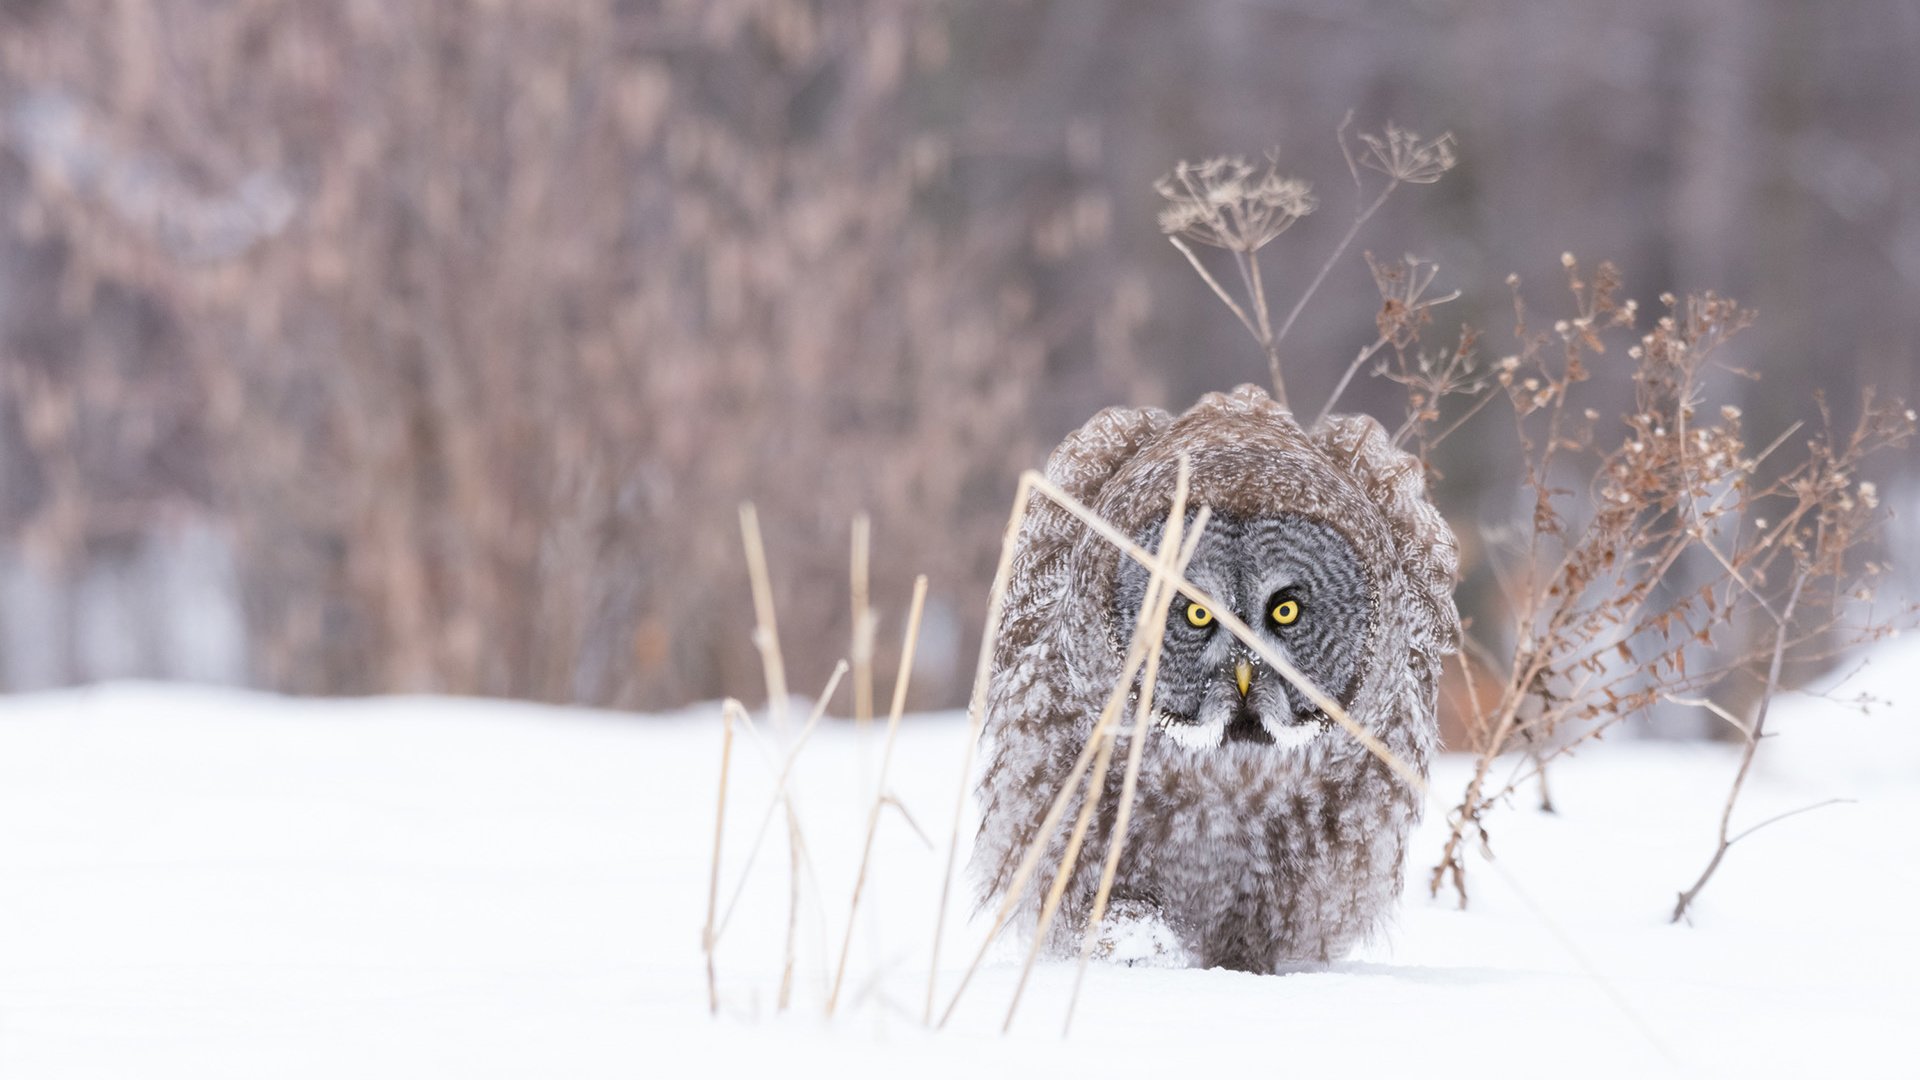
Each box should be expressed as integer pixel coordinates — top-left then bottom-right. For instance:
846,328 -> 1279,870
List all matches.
969,384 -> 1459,972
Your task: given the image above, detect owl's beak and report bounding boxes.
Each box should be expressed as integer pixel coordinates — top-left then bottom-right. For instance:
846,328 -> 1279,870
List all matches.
1234,658 -> 1253,698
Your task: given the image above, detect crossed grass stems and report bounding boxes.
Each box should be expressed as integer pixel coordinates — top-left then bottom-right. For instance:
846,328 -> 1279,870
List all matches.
702,463 -> 1661,1048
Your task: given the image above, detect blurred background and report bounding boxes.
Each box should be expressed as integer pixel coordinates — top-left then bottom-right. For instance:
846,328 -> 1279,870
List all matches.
1,0 -> 1915,714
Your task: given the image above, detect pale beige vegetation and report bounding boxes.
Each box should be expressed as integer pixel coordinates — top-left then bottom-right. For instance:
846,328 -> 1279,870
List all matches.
0,0 -> 1105,707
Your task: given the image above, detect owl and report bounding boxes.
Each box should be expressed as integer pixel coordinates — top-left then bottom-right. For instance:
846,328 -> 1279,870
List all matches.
969,384 -> 1459,972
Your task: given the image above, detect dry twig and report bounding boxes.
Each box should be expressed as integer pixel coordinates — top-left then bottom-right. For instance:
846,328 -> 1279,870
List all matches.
703,698 -> 742,1015
829,574 -> 930,1015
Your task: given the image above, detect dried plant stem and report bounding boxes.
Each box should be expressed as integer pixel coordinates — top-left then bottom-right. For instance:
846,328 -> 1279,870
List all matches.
1003,717 -> 1118,1032
1004,463 -> 1200,1033
1724,798 -> 1854,847
828,574 -> 929,1017
1313,333 -> 1391,429
1671,575 -> 1806,923
935,617 -> 1161,1029
713,662 -> 849,940
937,484 -> 1209,1031
739,503 -> 791,730
1168,236 -> 1262,346
1276,179 -> 1396,362
1435,527 -> 1700,902
1064,498 -> 1208,1032
927,472 -> 1035,1024
704,698 -> 742,1015
851,514 -> 875,733
738,501 -> 813,1010
779,812 -> 803,1010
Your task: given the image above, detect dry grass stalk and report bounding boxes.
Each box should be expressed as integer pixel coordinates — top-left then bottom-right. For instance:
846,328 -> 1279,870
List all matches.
851,515 -> 877,734
738,499 -> 808,1010
1001,463 -> 1203,1033
927,472 -> 1037,1023
712,661 -> 849,942
1061,491 -> 1209,1031
1668,574 -> 1805,922
828,574 -> 930,1016
704,697 -> 743,1015
934,589 -> 1176,1029
739,503 -> 791,731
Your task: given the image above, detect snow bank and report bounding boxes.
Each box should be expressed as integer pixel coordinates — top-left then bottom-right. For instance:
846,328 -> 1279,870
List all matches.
0,658 -> 1913,1078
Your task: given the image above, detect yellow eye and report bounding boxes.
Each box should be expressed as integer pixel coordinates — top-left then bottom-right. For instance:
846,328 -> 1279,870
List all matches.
1271,599 -> 1302,626
1185,602 -> 1214,628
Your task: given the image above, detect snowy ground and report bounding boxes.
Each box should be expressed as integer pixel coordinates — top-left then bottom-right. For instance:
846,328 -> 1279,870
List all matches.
1,643 -> 1916,1079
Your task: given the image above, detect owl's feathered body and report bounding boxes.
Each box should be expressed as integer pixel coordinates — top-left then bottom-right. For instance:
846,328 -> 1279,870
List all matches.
970,385 -> 1458,972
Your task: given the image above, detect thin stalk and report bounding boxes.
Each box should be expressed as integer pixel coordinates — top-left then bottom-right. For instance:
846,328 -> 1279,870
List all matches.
738,503 -> 790,730
1063,478 -> 1206,1033
851,514 -> 875,734
713,662 -> 848,940
926,472 -> 1035,1024
935,592 -> 1175,1029
1169,235 -> 1261,344
738,501 -> 802,1011
1004,462 -> 1198,1033
1274,180 -> 1396,351
1671,573 -> 1807,923
703,699 -> 742,1015
828,575 -> 929,1016
1313,334 -> 1390,429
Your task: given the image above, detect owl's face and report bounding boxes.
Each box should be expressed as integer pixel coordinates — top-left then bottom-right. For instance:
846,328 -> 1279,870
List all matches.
1112,511 -> 1372,751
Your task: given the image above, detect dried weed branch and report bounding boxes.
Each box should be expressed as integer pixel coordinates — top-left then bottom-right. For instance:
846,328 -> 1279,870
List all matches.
829,574 -> 929,1015
1159,128 -> 1910,922
1062,469 -> 1208,1033
928,471 -> 1038,1023
1003,462 -> 1202,1033
1421,260 -> 1914,907
704,698 -> 743,1014
1155,122 -> 1455,409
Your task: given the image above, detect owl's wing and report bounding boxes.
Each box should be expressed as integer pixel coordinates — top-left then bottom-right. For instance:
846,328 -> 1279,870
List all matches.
994,406 -> 1173,672
1311,413 -> 1461,658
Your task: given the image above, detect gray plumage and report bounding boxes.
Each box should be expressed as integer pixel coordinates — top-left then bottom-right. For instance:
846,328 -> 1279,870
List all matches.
969,384 -> 1459,972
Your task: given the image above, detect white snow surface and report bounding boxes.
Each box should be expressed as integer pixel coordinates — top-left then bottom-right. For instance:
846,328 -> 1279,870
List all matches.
2,642 -> 1917,1079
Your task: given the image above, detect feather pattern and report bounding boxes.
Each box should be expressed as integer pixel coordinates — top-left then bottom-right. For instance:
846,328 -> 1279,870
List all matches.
970,384 -> 1459,971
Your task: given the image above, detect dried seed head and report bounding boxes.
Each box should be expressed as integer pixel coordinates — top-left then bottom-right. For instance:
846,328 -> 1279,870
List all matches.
1154,154 -> 1315,252
1356,124 -> 1458,185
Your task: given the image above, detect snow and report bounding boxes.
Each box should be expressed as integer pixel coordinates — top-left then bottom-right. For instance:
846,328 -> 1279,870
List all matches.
1,642 -> 1916,1079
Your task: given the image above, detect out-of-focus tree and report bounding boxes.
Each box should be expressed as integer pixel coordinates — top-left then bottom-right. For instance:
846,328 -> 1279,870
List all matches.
2,0 -> 1915,711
